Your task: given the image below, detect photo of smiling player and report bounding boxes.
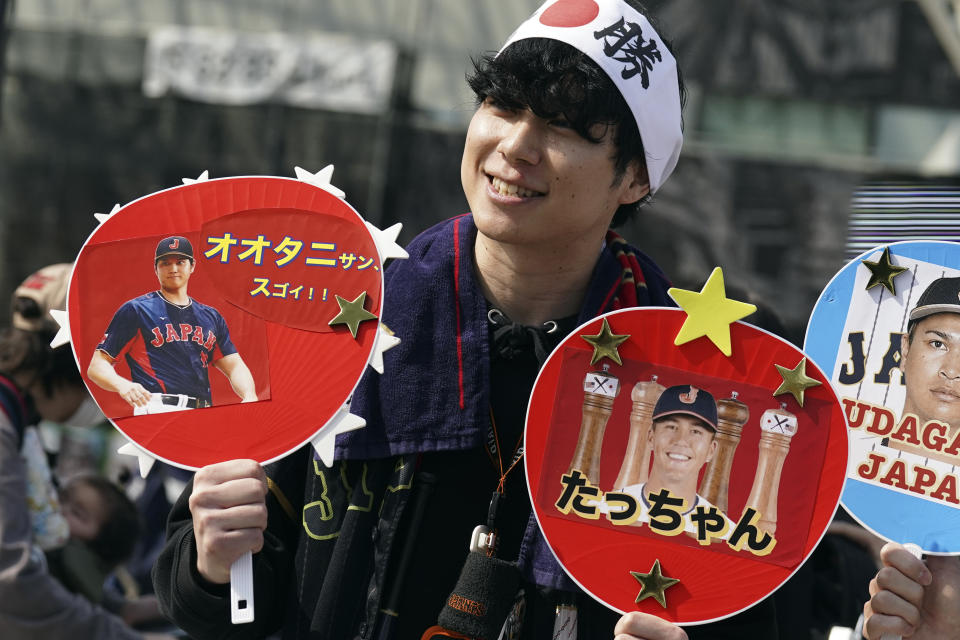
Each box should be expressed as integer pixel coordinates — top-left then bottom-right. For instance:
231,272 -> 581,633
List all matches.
87,235 -> 257,415
618,384 -> 727,532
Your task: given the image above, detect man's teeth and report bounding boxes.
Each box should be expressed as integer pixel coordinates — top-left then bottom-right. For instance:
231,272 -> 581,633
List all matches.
667,453 -> 690,461
492,176 -> 540,198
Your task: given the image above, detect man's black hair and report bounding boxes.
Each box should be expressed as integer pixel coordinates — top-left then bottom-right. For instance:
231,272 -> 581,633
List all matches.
465,2 -> 684,227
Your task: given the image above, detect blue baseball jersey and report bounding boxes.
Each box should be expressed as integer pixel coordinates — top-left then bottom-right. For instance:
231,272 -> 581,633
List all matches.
96,291 -> 237,402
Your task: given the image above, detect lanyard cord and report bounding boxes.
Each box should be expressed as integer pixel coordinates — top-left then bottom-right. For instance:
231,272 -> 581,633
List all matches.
487,404 -> 525,495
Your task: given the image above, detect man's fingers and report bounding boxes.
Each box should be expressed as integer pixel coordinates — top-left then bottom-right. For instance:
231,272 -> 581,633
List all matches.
863,611 -> 915,640
870,583 -> 922,626
192,476 -> 267,507
880,542 -> 932,586
197,527 -> 265,559
874,563 -> 926,611
614,612 -> 688,640
193,502 -> 268,533
194,459 -> 266,487
123,388 -> 149,407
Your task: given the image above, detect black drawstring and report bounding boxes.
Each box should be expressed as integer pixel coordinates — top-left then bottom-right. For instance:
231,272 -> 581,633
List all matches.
487,308 -> 558,366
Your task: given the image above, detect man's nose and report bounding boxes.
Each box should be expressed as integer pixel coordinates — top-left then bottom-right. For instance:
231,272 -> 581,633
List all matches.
941,355 -> 960,380
496,114 -> 542,166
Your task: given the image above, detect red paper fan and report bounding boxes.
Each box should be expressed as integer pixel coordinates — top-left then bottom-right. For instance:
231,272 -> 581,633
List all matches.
525,307 -> 847,623
68,175 -> 384,469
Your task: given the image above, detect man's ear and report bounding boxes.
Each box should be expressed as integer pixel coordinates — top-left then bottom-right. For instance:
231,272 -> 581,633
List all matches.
900,332 -> 910,369
618,161 -> 651,205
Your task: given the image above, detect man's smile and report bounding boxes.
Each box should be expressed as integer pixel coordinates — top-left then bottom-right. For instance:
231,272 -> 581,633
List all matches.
487,174 -> 545,198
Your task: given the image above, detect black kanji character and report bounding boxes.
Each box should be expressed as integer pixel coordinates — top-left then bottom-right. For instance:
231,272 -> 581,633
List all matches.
594,17 -> 662,87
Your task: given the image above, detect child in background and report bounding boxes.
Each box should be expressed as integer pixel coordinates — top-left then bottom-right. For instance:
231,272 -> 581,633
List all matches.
48,473 -> 166,628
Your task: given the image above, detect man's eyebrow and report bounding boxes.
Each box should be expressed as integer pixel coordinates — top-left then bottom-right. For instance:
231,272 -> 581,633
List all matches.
924,330 -> 958,341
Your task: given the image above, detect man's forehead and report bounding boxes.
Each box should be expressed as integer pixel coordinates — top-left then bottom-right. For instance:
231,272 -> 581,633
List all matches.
917,312 -> 960,334
655,414 -> 709,428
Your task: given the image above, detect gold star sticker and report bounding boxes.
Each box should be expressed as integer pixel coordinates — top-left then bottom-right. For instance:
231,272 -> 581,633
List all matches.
581,318 -> 630,366
630,559 -> 680,608
668,267 -> 756,357
863,247 -> 909,295
773,357 -> 822,407
328,291 -> 378,338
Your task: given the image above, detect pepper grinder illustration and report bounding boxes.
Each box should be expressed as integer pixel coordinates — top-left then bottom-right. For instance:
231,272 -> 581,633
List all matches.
566,364 -> 621,486
612,375 -> 664,489
743,402 -> 798,536
699,391 -> 749,512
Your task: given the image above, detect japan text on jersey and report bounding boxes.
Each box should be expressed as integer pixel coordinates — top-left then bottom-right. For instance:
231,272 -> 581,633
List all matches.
97,292 -> 237,402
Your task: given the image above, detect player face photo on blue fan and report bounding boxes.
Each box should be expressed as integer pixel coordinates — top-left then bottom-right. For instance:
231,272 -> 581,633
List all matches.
806,241 -> 960,552
82,234 -> 268,418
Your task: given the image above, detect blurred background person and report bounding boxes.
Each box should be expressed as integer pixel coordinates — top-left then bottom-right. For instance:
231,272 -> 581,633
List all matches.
0,262 -> 175,639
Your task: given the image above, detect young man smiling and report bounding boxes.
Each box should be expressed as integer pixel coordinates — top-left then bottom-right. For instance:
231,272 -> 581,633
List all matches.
154,2 -> 776,638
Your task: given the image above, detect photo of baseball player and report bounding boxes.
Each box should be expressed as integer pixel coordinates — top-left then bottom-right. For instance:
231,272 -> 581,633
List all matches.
889,276 -> 960,464
87,235 -> 258,415
616,384 -> 729,534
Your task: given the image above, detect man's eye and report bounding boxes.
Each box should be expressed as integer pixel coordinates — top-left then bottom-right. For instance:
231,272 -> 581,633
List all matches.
931,340 -> 946,350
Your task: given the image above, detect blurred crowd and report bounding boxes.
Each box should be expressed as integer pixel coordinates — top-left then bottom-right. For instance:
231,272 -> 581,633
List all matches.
0,263 -> 191,639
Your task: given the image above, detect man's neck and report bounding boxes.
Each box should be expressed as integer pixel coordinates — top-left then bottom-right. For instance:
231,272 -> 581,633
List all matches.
645,476 -> 698,510
160,288 -> 189,306
473,232 -> 604,327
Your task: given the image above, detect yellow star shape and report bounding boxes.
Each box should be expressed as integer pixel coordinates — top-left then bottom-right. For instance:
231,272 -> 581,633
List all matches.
773,357 -> 822,407
863,246 -> 909,296
668,267 -> 756,356
581,318 -> 630,366
328,291 -> 378,338
630,559 -> 680,608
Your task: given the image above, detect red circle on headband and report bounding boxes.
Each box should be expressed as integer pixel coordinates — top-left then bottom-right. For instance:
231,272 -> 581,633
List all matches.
525,308 -> 848,623
540,0 -> 600,28
69,176 -> 382,469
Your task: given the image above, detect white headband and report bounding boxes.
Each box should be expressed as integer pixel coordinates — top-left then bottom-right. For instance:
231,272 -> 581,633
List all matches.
500,0 -> 683,194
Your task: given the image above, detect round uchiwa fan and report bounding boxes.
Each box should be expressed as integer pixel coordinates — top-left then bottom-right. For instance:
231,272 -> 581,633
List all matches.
57,167 -> 407,623
805,241 -> 960,555
525,306 -> 848,624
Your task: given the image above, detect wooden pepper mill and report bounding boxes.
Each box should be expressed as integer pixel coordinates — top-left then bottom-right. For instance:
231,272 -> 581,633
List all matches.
698,391 -> 750,512
612,375 -> 664,489
743,403 -> 798,536
566,364 -> 621,486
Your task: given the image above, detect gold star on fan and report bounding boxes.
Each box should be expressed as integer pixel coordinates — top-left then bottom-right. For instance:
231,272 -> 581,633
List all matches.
630,559 -> 680,608
863,247 -> 909,295
581,318 -> 630,365
773,357 -> 821,407
668,267 -> 756,357
328,292 -> 378,338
